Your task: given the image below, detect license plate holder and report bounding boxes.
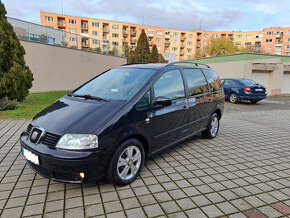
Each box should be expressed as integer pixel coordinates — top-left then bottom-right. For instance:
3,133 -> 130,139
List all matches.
255,88 -> 263,92
22,147 -> 39,165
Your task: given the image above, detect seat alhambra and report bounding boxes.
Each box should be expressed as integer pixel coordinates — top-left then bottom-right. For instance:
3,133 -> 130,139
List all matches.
20,62 -> 224,186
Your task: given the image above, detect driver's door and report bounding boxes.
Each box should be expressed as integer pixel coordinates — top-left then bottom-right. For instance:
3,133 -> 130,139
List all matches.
148,69 -> 189,152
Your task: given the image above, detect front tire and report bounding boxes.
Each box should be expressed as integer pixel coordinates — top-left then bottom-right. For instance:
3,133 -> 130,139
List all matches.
201,113 -> 220,139
229,93 -> 239,104
106,138 -> 145,186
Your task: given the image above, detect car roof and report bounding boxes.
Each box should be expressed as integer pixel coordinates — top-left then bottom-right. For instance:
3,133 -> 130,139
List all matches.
121,64 -> 167,70
222,78 -> 252,81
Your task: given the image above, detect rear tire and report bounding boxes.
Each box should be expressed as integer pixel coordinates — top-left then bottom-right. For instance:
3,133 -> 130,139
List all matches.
250,100 -> 259,104
201,113 -> 220,139
106,138 -> 145,186
229,93 -> 238,104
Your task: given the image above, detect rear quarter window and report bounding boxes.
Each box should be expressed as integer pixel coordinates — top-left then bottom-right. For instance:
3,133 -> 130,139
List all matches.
202,69 -> 222,92
183,68 -> 209,96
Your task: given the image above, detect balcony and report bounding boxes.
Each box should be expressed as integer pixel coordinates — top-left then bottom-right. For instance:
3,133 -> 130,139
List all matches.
165,34 -> 170,39
148,41 -> 153,46
165,42 -> 170,46
57,21 -> 65,28
276,33 -> 283,38
180,51 -> 184,56
103,27 -> 109,32
81,23 -> 88,29
148,33 -> 154,37
180,43 -> 185,48
122,38 -> 128,42
122,29 -> 128,35
81,33 -> 89,38
130,38 -> 137,43
197,36 -> 201,40
275,43 -> 282,47
255,38 -> 262,42
196,43 -> 201,48
81,43 -> 89,48
130,30 -> 136,35
180,36 -> 185,41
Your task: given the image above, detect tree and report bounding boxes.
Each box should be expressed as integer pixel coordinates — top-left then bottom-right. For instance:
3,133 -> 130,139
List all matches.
150,44 -> 159,63
158,53 -> 167,63
132,30 -> 151,63
206,37 -> 238,56
0,2 -> 33,101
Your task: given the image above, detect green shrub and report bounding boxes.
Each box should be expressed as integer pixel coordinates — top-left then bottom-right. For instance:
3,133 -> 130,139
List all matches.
0,98 -> 17,111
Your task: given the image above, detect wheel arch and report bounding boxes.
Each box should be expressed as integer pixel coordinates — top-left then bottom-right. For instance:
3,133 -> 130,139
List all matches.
120,134 -> 150,158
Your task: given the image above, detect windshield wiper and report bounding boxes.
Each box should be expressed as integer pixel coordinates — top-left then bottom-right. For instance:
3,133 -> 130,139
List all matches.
69,93 -> 109,102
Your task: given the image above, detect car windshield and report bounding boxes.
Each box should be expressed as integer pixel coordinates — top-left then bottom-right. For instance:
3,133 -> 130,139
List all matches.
72,68 -> 155,101
240,79 -> 258,86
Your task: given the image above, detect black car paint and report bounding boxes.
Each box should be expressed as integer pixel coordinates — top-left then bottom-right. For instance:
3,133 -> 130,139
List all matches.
20,64 -> 224,183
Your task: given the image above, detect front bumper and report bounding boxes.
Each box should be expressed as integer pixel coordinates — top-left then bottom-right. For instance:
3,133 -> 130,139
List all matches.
20,134 -> 111,183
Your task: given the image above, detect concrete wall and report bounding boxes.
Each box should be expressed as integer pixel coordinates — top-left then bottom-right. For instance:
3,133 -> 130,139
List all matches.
21,40 -> 126,92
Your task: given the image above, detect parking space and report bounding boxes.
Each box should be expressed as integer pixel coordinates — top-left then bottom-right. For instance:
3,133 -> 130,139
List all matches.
0,96 -> 289,218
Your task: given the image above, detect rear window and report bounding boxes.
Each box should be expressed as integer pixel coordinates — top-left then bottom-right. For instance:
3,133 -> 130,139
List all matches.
202,69 -> 222,92
239,79 -> 258,86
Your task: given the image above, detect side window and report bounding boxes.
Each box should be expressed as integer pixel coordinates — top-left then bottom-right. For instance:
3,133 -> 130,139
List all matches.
154,70 -> 185,100
223,80 -> 235,87
137,91 -> 151,108
203,69 -> 222,92
183,68 -> 209,96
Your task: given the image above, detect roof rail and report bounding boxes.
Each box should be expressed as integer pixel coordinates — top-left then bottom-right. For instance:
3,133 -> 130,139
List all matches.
121,62 -> 147,66
165,61 -> 211,68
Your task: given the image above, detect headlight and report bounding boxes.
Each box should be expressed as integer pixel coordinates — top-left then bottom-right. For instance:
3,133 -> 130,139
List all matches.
56,134 -> 98,150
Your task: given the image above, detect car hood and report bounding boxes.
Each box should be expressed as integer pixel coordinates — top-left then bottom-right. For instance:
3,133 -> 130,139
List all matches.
31,96 -> 126,135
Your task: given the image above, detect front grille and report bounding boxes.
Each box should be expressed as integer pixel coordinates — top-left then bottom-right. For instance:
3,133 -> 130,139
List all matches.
42,132 -> 61,148
27,161 -> 82,182
25,124 -> 61,148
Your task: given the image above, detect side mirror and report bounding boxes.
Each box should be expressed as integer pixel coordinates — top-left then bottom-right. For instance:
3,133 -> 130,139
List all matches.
154,96 -> 172,107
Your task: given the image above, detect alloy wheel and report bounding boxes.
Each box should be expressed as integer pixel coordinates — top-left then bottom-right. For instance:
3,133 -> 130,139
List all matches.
210,116 -> 219,137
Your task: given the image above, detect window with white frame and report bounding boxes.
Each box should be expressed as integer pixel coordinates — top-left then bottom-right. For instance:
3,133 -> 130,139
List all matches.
266,39 -> 272,42
204,41 -> 208,45
204,34 -> 209,38
70,37 -> 77,42
157,46 -> 161,51
69,19 -> 77,24
245,42 -> 251,46
236,35 -> 242,38
156,38 -> 162,43
188,34 -> 193,39
173,32 -> 178,37
112,41 -> 119,46
70,28 -> 77,34
267,31 -> 273,35
92,31 -> 100,36
187,48 -> 192,53
265,46 -> 272,50
45,16 -> 54,22
92,22 -> 99,27
236,41 -> 241,45
284,52 -> 290,56
172,47 -> 178,51
92,39 -> 100,45
286,38 -> 290,42
157,31 -> 162,35
212,34 -> 217,38
112,33 -> 119,38
173,40 -> 178,44
246,35 -> 252,39
287,30 -> 290,35
187,41 -> 192,45
285,45 -> 290,49
148,29 -> 154,34
112,25 -> 119,29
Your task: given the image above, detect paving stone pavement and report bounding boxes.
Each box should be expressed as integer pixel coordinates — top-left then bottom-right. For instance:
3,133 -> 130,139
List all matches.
0,97 -> 289,218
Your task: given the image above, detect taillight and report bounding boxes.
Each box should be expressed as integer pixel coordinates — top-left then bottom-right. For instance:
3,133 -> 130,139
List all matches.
244,87 -> 251,93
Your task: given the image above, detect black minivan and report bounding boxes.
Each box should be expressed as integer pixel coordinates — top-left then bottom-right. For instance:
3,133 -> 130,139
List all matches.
20,62 -> 224,185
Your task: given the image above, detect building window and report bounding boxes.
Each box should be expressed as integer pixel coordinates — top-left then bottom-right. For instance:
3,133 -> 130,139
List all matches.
236,42 -> 241,45
186,55 -> 191,60
172,47 -> 178,51
157,46 -> 161,51
45,16 -> 54,22
245,42 -> 251,46
70,28 -> 77,34
266,39 -> 272,43
69,19 -> 77,24
92,39 -> 100,45
173,40 -> 178,44
287,31 -> 290,35
286,38 -> 290,42
157,31 -> 162,35
92,31 -> 99,36
267,31 -> 273,35
92,22 -> 99,27
112,33 -> 119,38
204,41 -> 208,45
284,52 -> 290,56
148,29 -> 154,35
285,45 -> 290,49
156,38 -> 162,43
236,35 -> 242,38
204,34 -> 209,38
173,32 -> 178,37
187,41 -> 192,45
203,48 -> 207,52
112,41 -> 119,46
188,34 -> 193,39
187,48 -> 192,53
265,46 -> 272,50
70,37 -> 77,42
212,34 -> 217,38
112,25 -> 119,29
246,35 -> 252,39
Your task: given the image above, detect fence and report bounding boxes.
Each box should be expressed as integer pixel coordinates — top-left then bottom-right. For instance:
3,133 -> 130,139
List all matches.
8,17 -> 127,58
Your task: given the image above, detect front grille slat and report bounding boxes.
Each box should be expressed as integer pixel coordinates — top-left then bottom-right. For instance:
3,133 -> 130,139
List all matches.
26,124 -> 61,148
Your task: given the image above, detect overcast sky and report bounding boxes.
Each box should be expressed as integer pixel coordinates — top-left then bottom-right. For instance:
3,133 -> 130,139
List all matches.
2,0 -> 289,32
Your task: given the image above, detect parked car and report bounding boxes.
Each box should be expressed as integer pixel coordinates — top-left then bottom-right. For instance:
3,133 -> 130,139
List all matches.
221,78 -> 267,104
20,62 -> 224,186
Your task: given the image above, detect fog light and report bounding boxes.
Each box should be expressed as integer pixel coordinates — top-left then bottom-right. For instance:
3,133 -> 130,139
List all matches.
80,172 -> 85,179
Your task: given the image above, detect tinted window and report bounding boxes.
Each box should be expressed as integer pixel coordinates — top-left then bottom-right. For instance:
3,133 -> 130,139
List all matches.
154,70 -> 185,100
203,69 -> 222,92
74,68 -> 155,101
239,79 -> 258,86
183,68 -> 209,96
137,91 -> 151,108
223,80 -> 236,87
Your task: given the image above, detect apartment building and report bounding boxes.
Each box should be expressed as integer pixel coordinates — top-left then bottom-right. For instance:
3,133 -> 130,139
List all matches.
40,12 -> 290,61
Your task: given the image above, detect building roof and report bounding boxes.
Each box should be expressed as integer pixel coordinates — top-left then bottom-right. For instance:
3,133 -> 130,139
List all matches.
192,53 -> 290,64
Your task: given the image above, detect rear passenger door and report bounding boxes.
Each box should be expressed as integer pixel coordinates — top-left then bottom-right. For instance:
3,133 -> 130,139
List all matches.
149,69 -> 189,151
183,68 -> 211,132
223,79 -> 235,98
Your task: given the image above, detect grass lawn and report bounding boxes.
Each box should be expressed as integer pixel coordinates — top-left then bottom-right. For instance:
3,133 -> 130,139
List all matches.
0,91 -> 69,119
